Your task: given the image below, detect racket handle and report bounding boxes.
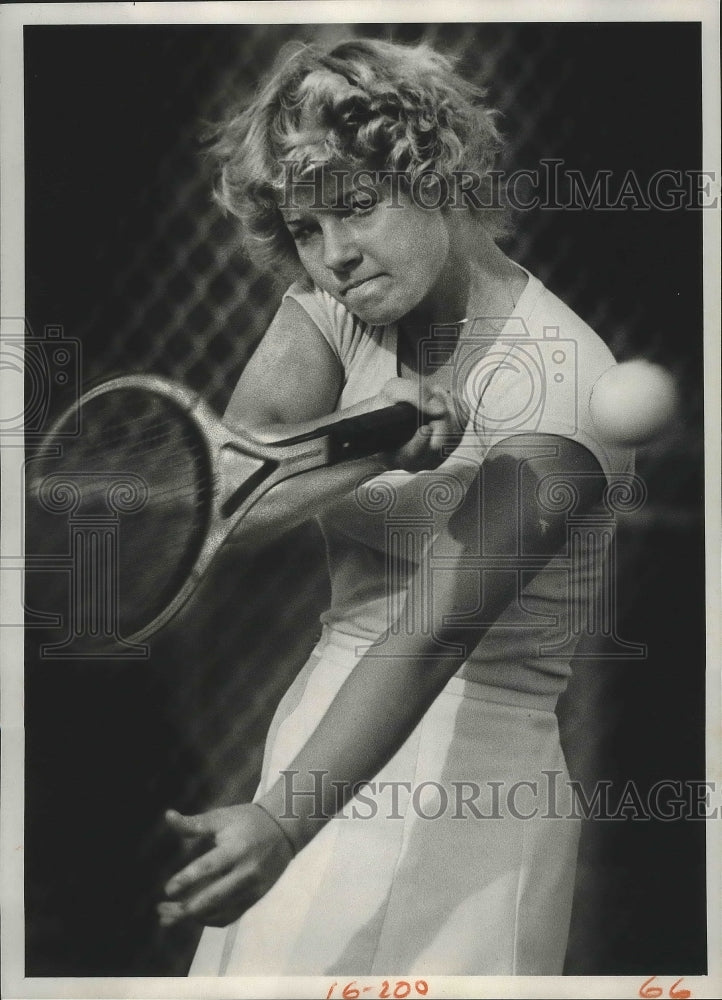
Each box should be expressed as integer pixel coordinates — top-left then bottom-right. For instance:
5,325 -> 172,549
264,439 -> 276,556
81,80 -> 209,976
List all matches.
325,401 -> 424,463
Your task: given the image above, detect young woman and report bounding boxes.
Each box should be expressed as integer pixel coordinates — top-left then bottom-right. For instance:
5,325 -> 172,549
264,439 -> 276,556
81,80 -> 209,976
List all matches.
158,37 -> 633,975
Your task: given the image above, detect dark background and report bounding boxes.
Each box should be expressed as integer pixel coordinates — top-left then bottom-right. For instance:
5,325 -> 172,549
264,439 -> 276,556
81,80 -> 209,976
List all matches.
23,23 -> 706,976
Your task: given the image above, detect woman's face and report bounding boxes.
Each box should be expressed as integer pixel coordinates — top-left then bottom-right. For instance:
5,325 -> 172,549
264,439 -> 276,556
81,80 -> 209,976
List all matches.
280,170 -> 453,326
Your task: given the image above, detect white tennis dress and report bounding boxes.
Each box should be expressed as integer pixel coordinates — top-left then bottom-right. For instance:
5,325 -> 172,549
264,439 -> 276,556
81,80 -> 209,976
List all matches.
190,269 -> 633,975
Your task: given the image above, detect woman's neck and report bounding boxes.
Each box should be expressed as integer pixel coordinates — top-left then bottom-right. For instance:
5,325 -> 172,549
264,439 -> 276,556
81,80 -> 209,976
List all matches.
398,227 -> 524,346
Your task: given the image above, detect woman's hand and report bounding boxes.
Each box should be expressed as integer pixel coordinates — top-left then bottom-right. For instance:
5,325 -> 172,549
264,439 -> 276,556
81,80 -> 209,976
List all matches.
377,378 -> 462,471
158,803 -> 294,928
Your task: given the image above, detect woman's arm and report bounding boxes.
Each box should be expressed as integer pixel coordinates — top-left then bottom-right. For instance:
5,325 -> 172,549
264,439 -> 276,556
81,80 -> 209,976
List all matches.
219,297 -> 459,548
257,433 -> 607,847
159,433 -> 606,926
224,296 -> 344,429
218,297 -> 461,550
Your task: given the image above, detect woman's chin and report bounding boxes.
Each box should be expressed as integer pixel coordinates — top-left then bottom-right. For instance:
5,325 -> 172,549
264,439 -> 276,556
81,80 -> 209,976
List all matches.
344,298 -> 412,327
351,308 -> 403,326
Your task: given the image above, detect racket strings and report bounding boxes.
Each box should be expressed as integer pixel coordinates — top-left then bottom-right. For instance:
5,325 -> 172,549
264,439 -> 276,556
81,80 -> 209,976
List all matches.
64,416 -> 203,462
33,387 -> 214,638
68,438 -> 208,476
52,396 -> 213,510
141,481 -> 211,508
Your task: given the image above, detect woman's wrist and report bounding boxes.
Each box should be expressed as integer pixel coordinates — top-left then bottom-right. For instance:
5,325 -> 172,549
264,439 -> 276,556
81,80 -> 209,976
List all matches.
253,801 -> 298,859
256,780 -> 334,855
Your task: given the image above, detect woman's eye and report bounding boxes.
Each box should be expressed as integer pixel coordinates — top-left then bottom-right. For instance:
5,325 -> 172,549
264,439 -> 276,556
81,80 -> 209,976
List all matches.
338,193 -> 376,219
348,196 -> 374,216
289,225 -> 316,243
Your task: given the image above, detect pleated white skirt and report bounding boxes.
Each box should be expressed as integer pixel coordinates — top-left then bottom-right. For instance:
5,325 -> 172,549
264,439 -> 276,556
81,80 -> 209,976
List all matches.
190,627 -> 580,976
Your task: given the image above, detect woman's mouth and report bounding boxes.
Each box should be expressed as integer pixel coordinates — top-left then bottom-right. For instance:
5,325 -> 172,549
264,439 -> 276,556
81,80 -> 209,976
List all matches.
341,275 -> 386,297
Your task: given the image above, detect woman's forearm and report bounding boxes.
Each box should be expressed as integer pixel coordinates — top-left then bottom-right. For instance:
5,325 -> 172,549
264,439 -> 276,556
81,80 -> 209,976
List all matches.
256,622 -> 465,853
255,512 -> 485,852
224,395 -> 397,546
253,471 -> 474,849
225,382 -> 453,547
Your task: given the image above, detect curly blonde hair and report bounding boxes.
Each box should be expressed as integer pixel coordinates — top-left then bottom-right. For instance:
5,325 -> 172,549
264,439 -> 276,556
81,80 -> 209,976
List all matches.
209,37 -> 509,268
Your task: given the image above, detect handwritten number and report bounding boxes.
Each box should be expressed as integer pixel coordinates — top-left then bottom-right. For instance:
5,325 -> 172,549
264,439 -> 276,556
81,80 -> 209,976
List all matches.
325,980 -> 431,999
639,976 -> 691,999
640,977 -> 664,999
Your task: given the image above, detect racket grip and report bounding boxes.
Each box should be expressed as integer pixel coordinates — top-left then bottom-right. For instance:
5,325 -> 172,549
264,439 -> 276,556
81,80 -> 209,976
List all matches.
326,401 -> 425,463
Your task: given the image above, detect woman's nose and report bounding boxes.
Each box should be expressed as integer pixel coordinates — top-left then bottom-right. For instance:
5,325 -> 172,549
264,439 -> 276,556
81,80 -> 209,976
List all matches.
322,221 -> 361,272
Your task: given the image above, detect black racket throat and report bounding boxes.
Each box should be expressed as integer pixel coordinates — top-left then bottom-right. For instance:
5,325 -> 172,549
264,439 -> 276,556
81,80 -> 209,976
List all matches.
219,401 -> 419,518
277,401 -> 419,462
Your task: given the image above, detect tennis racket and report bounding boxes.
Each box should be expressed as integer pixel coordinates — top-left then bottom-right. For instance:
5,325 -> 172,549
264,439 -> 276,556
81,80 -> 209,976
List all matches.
27,374 -> 426,650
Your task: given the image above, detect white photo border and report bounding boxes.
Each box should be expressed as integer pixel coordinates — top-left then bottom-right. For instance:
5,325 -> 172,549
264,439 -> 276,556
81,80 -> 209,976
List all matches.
1,2 -> 720,999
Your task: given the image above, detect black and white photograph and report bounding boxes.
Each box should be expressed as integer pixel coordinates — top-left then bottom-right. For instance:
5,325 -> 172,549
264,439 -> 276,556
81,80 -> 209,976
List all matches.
1,2 -> 720,998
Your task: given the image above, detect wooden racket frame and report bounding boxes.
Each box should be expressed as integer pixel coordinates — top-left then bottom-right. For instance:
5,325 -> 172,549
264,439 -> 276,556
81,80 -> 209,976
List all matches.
38,373 -> 423,643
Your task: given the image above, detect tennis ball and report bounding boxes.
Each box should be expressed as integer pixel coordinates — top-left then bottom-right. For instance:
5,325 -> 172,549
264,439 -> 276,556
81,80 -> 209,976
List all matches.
589,360 -> 679,446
